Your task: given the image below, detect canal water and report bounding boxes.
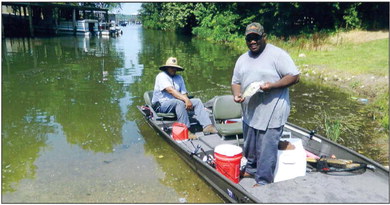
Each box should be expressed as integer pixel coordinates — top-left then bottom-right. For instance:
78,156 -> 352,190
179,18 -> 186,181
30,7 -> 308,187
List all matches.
2,25 -> 387,203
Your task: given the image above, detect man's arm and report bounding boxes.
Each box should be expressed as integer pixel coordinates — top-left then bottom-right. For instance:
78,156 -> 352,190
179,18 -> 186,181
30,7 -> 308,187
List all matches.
231,83 -> 245,103
261,74 -> 300,91
164,86 -> 193,110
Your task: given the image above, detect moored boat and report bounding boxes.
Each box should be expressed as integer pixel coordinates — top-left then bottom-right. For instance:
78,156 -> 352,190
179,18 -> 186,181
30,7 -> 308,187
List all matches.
57,19 -> 99,36
137,91 -> 389,203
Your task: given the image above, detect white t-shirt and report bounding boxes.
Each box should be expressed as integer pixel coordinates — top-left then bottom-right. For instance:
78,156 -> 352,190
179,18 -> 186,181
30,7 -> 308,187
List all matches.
232,44 -> 300,131
152,71 -> 187,105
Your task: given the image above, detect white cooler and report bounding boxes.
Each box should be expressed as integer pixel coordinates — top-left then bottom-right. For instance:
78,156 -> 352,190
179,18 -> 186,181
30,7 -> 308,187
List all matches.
274,137 -> 307,182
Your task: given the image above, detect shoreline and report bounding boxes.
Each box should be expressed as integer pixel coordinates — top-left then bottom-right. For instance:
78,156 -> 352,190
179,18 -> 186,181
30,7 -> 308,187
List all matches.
299,65 -> 388,99
297,30 -> 389,100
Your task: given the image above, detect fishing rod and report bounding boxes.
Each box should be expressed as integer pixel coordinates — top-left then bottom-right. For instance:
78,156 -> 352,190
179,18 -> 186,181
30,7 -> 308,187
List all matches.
189,141 -> 215,167
188,141 -> 241,183
307,155 -> 375,173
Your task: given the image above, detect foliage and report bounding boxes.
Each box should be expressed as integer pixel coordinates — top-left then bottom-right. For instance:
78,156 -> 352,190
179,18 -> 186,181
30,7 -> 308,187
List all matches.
139,2 -> 388,41
193,3 -> 241,42
139,3 -> 164,30
342,3 -> 361,29
64,2 -> 122,10
140,3 -> 196,33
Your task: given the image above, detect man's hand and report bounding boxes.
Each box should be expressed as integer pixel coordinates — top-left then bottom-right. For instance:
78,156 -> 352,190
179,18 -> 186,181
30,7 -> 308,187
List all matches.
184,99 -> 193,110
231,83 -> 244,103
261,75 -> 300,91
260,82 -> 273,91
234,95 -> 245,103
165,86 -> 193,109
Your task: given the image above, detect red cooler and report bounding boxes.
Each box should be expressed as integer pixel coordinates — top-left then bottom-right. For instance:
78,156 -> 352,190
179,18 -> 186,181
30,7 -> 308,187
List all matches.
214,144 -> 243,183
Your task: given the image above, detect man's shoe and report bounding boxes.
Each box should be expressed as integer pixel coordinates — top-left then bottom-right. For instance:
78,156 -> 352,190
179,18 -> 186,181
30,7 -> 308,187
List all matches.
253,181 -> 268,187
188,131 -> 198,140
252,183 -> 263,188
240,171 -> 253,178
203,125 -> 218,135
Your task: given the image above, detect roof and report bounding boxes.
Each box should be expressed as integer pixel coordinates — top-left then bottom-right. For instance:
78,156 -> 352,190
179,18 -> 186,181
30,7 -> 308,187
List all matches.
1,2 -> 108,12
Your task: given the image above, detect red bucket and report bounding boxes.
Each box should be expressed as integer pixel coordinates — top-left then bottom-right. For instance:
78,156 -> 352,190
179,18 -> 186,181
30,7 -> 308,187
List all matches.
171,122 -> 188,141
214,144 -> 243,183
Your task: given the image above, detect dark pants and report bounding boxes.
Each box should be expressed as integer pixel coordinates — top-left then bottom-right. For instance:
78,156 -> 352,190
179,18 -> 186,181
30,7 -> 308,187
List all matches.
243,122 -> 283,185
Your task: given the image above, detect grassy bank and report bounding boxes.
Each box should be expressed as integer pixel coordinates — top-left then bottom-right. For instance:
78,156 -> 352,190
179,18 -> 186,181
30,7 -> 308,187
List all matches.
228,30 -> 389,131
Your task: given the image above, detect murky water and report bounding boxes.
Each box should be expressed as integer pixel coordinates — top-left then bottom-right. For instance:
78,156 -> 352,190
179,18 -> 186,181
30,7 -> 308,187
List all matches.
2,25 -> 387,203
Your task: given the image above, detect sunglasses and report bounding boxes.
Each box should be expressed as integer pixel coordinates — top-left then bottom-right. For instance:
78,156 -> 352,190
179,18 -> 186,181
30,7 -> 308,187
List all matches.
245,35 -> 262,42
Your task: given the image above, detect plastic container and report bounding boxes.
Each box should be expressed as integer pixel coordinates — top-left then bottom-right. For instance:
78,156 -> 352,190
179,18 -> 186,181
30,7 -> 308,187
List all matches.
171,122 -> 188,141
224,118 -> 242,124
274,138 -> 307,182
214,144 -> 243,183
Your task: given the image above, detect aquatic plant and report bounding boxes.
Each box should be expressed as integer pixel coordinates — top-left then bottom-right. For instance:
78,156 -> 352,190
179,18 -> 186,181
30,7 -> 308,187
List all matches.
369,91 -> 389,130
324,112 -> 342,143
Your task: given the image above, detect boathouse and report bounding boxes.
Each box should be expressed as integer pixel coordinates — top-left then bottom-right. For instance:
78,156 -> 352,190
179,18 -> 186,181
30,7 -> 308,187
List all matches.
2,2 -> 109,37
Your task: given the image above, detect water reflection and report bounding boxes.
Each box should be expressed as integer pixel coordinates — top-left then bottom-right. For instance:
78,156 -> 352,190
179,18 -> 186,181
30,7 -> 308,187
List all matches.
2,35 -> 123,194
2,108 -> 51,192
134,29 -> 240,102
2,25 -> 224,203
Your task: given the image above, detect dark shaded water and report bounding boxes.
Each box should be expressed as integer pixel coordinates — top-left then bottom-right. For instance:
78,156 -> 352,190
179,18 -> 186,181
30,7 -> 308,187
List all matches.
2,25 -> 387,203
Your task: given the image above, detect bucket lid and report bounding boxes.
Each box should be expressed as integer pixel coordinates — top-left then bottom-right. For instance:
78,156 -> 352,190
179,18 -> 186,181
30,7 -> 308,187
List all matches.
215,144 -> 242,156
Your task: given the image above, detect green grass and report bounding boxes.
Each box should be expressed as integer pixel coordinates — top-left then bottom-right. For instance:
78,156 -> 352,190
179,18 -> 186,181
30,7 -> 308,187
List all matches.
288,38 -> 388,76
292,39 -> 389,76
231,32 -> 388,76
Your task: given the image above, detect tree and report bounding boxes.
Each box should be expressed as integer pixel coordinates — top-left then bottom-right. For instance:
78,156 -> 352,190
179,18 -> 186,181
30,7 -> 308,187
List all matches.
139,2 -> 389,41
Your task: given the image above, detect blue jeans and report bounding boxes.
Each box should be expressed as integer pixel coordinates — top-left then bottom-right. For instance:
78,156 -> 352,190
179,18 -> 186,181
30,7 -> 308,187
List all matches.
158,98 -> 212,128
243,122 -> 283,185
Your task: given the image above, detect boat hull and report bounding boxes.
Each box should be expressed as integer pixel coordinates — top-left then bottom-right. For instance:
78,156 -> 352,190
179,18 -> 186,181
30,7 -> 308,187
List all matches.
143,115 -> 257,203
137,101 -> 389,203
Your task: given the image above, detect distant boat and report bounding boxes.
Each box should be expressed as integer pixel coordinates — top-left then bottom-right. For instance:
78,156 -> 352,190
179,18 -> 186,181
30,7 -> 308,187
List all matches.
99,22 -> 123,37
57,19 -> 99,36
108,22 -> 123,37
119,21 -> 128,27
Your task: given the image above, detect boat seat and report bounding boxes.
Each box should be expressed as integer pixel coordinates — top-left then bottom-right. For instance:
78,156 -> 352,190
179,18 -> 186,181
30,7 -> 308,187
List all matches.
212,95 -> 243,144
144,91 -> 176,120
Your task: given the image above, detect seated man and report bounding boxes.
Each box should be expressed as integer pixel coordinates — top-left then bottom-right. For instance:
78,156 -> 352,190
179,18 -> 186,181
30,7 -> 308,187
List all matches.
151,57 -> 218,139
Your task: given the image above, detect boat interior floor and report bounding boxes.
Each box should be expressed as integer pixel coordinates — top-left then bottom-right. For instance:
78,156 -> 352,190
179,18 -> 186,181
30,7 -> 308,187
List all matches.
239,170 -> 387,203
152,119 -> 389,203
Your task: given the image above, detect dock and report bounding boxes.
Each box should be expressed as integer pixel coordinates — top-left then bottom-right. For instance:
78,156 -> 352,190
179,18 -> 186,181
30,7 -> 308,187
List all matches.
2,2 -> 109,37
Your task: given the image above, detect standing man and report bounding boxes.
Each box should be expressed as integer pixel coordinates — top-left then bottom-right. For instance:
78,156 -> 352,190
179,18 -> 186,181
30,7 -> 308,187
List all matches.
231,22 -> 300,186
152,57 -> 218,139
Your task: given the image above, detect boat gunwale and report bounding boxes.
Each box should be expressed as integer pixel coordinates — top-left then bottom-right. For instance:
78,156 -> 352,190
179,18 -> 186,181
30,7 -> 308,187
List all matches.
285,122 -> 389,174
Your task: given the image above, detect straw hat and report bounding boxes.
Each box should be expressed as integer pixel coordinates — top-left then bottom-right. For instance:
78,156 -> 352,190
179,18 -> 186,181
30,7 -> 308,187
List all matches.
159,57 -> 184,71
